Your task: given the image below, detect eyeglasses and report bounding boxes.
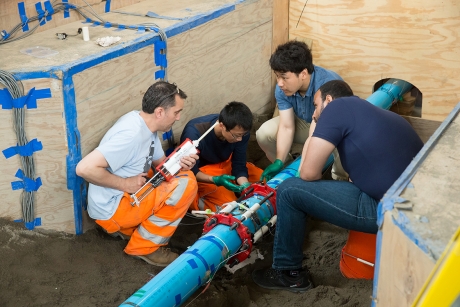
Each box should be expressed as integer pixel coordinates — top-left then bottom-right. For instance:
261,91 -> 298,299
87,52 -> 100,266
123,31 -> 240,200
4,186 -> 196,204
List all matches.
227,130 -> 250,140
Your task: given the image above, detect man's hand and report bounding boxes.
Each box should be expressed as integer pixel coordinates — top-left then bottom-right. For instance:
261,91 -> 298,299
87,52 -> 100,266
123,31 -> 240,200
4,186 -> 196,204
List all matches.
260,159 -> 284,182
212,175 -> 241,192
180,153 -> 199,171
124,173 -> 148,194
238,182 -> 251,192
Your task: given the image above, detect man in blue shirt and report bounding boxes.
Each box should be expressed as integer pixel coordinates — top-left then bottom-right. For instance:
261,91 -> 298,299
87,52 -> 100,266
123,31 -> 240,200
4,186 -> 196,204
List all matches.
252,80 -> 423,292
256,40 -> 346,181
180,102 -> 262,212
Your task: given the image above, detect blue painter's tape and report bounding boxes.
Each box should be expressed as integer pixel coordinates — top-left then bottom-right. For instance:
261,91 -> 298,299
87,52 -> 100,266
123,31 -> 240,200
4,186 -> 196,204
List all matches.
210,264 -> 216,274
174,294 -> 181,305
105,0 -> 111,13
14,217 -> 42,230
82,18 -> 92,24
62,70 -> 84,235
17,2 -> 29,32
43,1 -> 54,21
154,70 -> 165,80
12,169 -> 42,192
162,129 -> 172,141
128,25 -> 137,30
25,217 -> 42,230
0,87 -> 51,109
200,236 -> 224,251
92,21 -> 101,27
1,30 -> 10,40
35,2 -> 46,26
136,26 -> 146,34
116,24 -> 127,31
183,249 -> 209,270
3,138 -> 43,159
62,0 -> 70,18
187,259 -> 198,269
104,22 -> 112,28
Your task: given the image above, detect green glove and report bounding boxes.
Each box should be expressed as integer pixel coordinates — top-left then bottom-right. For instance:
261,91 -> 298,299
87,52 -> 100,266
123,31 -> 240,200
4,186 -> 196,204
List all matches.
212,175 -> 241,192
238,182 -> 251,192
260,159 -> 284,182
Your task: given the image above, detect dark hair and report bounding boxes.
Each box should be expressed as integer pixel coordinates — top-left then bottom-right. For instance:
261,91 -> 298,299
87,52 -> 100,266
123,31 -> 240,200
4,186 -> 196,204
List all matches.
319,80 -> 354,100
269,40 -> 314,75
218,101 -> 253,131
142,81 -> 187,114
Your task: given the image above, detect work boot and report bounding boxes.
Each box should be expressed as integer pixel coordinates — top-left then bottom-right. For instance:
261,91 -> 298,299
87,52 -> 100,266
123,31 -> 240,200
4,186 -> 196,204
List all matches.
252,267 -> 313,293
135,247 -> 179,267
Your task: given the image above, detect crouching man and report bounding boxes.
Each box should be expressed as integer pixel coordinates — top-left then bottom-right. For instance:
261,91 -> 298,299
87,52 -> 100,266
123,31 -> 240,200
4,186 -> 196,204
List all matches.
76,81 -> 198,267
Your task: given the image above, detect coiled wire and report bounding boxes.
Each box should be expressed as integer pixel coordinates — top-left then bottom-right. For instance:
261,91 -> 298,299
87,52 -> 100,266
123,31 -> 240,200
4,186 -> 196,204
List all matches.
0,70 -> 36,223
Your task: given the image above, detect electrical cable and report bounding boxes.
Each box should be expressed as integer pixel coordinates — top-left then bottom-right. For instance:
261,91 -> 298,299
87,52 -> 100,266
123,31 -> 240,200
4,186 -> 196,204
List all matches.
0,70 -> 36,224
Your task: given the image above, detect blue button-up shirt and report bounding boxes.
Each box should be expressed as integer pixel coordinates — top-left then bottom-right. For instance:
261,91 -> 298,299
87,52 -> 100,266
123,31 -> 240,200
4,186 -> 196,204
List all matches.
276,65 -> 342,123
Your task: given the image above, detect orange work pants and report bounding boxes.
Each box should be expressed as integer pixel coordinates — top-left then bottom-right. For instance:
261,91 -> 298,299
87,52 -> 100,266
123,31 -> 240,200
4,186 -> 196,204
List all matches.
190,160 -> 263,212
96,170 -> 197,256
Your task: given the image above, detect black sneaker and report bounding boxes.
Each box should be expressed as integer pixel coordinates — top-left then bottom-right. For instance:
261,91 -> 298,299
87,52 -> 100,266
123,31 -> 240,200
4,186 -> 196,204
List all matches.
252,267 -> 313,293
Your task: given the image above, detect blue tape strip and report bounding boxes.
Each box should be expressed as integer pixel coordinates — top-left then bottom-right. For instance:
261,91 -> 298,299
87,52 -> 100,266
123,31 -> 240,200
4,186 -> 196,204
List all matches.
62,70 -> 85,235
104,22 -> 112,28
174,294 -> 181,306
116,24 -> 127,31
105,0 -> 111,13
187,259 -> 198,269
153,40 -> 167,67
17,2 -> 29,32
35,2 -> 46,26
3,138 -> 43,159
200,236 -> 224,251
162,129 -> 172,141
183,249 -> 209,270
14,217 -> 42,230
0,87 -> 51,109
82,18 -> 92,24
1,30 -> 10,40
62,0 -> 70,18
43,1 -> 54,21
12,169 -> 42,192
92,21 -> 101,27
136,26 -> 146,34
371,229 -> 384,306
154,70 -> 165,80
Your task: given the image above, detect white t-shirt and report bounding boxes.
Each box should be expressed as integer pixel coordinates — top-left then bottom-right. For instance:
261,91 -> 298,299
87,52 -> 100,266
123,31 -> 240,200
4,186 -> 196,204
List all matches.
87,111 -> 164,220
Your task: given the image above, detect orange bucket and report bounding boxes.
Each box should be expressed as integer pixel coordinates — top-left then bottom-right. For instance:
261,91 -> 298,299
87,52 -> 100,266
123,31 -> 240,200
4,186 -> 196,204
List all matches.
339,230 -> 377,279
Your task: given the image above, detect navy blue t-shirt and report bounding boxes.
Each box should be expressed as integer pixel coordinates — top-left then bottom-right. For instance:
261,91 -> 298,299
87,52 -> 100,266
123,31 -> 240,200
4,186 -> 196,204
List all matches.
180,114 -> 249,179
313,96 -> 423,200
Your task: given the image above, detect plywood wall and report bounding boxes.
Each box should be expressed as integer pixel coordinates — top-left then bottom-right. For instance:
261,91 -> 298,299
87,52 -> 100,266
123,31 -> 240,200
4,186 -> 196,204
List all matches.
0,0 -> 143,35
289,0 -> 460,121
0,79 -> 75,232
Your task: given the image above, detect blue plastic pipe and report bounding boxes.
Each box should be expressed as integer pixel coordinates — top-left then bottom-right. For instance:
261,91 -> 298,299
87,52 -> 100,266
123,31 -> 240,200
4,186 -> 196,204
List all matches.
120,78 -> 412,307
366,78 -> 412,110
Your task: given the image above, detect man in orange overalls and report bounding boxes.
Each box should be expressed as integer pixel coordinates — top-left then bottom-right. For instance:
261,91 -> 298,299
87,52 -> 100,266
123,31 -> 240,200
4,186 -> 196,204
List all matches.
180,101 -> 263,213
76,81 -> 198,267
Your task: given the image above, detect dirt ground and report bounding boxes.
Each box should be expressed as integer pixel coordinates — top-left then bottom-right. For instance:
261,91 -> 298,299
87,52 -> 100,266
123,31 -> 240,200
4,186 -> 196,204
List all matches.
0,120 -> 373,307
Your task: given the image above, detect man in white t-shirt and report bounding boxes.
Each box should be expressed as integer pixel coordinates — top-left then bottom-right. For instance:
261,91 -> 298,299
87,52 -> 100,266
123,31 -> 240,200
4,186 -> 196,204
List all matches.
76,81 -> 198,266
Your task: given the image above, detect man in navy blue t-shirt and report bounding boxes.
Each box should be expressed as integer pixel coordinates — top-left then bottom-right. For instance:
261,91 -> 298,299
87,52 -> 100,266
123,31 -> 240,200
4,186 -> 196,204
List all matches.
180,102 -> 262,213
252,80 -> 423,292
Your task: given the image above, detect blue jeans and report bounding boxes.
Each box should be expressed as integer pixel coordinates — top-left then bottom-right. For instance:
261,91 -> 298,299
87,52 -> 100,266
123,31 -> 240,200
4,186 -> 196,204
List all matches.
273,177 -> 379,270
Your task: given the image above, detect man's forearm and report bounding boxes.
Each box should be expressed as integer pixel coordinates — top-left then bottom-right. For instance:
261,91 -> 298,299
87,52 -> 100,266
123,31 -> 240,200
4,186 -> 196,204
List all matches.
79,166 -> 126,191
196,171 -> 214,183
276,127 -> 295,162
